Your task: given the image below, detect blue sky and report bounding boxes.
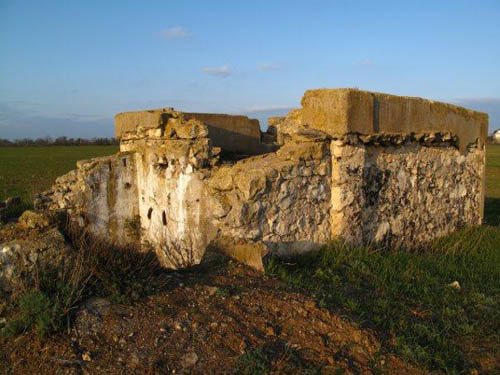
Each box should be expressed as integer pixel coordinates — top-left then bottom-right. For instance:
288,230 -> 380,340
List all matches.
1,0 -> 499,139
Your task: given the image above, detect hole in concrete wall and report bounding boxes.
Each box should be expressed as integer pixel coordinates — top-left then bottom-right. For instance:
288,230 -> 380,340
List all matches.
122,158 -> 127,167
162,211 -> 167,226
124,182 -> 131,189
147,208 -> 153,220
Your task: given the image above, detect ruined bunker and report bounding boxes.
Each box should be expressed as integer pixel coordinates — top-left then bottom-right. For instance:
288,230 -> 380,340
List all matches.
41,89 -> 488,269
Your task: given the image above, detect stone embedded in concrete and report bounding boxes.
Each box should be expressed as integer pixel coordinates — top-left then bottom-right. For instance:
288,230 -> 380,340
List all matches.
0,228 -> 74,292
18,210 -> 50,229
40,88 -> 488,271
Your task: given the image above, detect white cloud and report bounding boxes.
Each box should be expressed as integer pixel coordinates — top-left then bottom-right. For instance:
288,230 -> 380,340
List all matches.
258,63 -> 282,71
160,26 -> 193,40
243,105 -> 292,112
353,59 -> 375,66
202,65 -> 231,77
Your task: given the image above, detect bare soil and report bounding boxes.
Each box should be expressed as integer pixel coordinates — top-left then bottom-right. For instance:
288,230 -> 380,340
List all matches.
0,223 -> 422,375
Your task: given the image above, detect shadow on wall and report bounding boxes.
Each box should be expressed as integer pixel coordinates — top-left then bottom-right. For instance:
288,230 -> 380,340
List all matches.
204,125 -> 277,156
485,197 -> 500,226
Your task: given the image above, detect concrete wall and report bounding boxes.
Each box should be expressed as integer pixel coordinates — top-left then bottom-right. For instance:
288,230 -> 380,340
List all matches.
41,88 -> 488,270
115,108 -> 271,155
330,140 -> 485,247
300,89 -> 488,152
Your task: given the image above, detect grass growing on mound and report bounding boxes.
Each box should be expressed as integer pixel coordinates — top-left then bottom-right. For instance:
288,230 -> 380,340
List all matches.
266,226 -> 500,374
2,227 -> 171,338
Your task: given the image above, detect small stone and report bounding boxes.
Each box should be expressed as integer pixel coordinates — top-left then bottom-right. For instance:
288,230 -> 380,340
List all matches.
82,352 -> 91,362
448,281 -> 461,290
181,352 -> 198,368
206,286 -> 218,296
18,210 -> 50,229
265,326 -> 275,336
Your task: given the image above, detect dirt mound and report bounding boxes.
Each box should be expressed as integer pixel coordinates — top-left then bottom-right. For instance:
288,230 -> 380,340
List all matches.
0,246 -> 422,374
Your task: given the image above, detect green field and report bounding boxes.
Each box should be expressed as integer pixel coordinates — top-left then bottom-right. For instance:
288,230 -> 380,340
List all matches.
485,144 -> 500,225
0,145 -> 118,203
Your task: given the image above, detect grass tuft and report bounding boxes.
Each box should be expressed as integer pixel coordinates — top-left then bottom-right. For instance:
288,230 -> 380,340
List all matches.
2,223 -> 171,338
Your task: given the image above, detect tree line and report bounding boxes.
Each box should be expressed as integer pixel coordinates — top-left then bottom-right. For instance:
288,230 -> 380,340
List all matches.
0,136 -> 118,147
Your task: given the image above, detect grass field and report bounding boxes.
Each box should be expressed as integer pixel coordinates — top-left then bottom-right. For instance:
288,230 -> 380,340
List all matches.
0,145 -> 118,204
485,144 -> 500,225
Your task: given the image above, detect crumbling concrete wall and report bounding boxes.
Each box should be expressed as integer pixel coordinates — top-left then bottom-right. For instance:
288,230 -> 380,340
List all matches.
330,139 -> 484,247
42,153 -> 140,247
40,89 -> 488,269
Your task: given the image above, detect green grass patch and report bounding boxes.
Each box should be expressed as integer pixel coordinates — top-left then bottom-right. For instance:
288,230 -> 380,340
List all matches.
236,348 -> 271,375
235,342 -> 323,375
0,145 -> 118,204
266,226 -> 500,373
485,144 -> 500,225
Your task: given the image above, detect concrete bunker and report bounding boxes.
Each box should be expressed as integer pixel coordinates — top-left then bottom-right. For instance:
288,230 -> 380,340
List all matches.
40,88 -> 488,270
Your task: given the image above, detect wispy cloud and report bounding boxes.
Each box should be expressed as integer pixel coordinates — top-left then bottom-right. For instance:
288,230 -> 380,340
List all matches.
202,65 -> 231,77
258,63 -> 282,71
353,58 -> 375,66
160,26 -> 193,40
243,105 -> 292,112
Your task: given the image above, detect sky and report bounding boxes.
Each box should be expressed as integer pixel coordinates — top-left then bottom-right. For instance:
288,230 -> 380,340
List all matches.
1,0 -> 499,139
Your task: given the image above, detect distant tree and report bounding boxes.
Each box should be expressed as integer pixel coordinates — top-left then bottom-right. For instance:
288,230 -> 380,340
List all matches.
0,136 -> 118,147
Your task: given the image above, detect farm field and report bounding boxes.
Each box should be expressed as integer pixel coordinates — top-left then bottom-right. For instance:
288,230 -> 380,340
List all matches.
485,144 -> 500,225
0,145 -> 118,204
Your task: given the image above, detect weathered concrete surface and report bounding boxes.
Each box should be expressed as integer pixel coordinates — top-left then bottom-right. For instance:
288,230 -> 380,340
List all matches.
0,227 -> 73,292
114,109 -> 171,138
115,109 -> 270,155
301,89 -> 488,152
41,88 -> 488,270
330,140 -> 485,247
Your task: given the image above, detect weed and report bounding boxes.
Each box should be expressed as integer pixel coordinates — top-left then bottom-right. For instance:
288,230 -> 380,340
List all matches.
2,223 -> 171,338
215,286 -> 231,298
66,225 -> 171,305
235,348 -> 270,375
